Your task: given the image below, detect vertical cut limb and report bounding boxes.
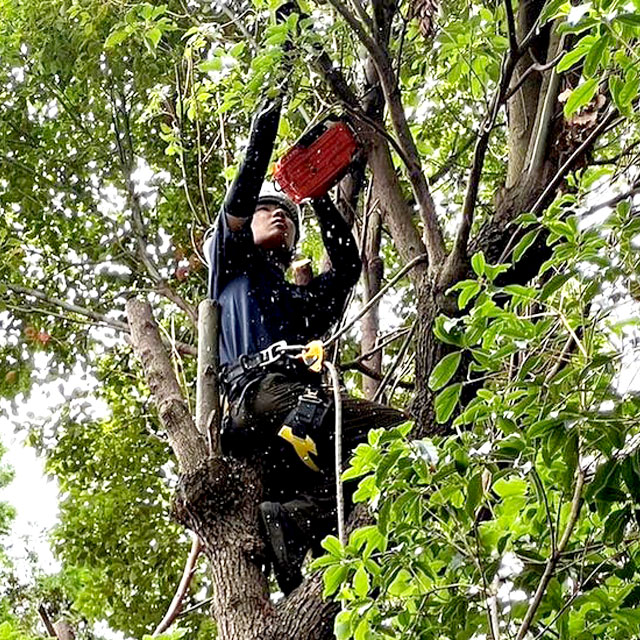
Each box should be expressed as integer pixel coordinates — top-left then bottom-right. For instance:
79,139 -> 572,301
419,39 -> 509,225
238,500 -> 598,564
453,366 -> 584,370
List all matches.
196,299 -> 221,455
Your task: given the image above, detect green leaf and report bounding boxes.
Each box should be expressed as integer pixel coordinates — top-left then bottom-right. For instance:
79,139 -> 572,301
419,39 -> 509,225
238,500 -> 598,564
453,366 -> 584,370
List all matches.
146,26 -> 162,49
321,535 -> 344,557
104,28 -> 130,49
619,75 -> 640,107
429,352 -> 462,391
583,35 -> 609,78
458,281 -> 482,309
503,284 -> 536,301
512,229 -> 539,263
557,44 -> 589,73
323,564 -> 348,597
541,273 -> 571,300
198,58 -> 223,72
334,610 -> 352,640
435,383 -> 462,423
466,472 -> 483,516
609,75 -> 624,110
229,41 -> 246,57
539,0 -> 569,23
493,476 -> 527,498
615,13 -> 640,27
471,251 -> 486,276
604,507 -> 629,544
564,79 -> 598,117
353,564 -> 370,597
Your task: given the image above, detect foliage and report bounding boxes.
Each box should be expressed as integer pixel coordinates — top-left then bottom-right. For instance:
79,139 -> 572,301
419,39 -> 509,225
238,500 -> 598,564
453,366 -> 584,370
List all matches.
317,180 -> 640,638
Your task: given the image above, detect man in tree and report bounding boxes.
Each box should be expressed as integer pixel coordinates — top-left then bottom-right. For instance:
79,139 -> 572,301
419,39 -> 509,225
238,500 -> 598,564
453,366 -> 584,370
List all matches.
204,45 -> 404,593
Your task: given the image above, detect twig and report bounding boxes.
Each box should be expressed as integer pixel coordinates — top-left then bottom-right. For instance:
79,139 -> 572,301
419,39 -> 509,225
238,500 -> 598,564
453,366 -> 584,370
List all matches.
515,465 -> 585,640
429,134 -> 476,184
4,283 -> 129,332
499,110 -> 619,264
504,50 -> 565,101
38,604 -> 57,638
178,596 -> 214,617
449,0 -> 527,271
504,0 -> 518,55
340,359 -> 414,389
473,526 -> 500,640
325,254 -> 427,347
532,543 -> 632,640
582,178 -> 640,217
592,138 -> 640,165
529,109 -> 618,217
387,351 -> 415,400
153,535 -> 203,636
372,321 -> 417,402
343,327 -> 411,366
531,468 -> 556,554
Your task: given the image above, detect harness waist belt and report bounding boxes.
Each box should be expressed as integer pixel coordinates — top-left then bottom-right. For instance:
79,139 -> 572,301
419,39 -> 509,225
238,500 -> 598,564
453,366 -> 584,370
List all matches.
221,344 -> 318,398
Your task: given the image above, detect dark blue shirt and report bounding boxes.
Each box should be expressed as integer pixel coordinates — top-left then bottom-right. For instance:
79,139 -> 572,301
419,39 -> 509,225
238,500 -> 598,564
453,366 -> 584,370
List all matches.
208,198 -> 361,366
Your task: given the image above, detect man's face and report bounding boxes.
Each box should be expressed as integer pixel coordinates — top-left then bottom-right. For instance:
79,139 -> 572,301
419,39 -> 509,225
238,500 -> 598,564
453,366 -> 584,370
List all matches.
251,202 -> 296,251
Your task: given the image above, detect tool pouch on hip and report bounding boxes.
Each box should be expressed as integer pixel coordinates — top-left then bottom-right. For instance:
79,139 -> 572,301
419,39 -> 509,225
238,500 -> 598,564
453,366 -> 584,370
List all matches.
278,389 -> 330,472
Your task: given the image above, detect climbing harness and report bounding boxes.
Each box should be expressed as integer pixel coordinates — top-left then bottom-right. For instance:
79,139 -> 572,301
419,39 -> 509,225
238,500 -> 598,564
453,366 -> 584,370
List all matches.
222,337 -> 346,545
279,389 -> 327,472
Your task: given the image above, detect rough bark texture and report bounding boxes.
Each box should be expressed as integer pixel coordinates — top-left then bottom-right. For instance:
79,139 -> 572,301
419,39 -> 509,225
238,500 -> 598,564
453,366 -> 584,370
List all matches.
173,458 -> 274,639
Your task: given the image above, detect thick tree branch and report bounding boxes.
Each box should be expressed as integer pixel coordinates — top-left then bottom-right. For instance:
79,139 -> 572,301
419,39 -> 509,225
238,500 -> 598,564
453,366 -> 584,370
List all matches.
195,299 -> 221,453
328,0 -> 446,265
526,27 -> 565,177
312,44 -> 428,280
126,299 -> 207,474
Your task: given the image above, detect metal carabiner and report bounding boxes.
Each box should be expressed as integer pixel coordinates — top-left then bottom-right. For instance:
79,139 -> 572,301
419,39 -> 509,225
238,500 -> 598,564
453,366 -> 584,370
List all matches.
261,340 -> 288,367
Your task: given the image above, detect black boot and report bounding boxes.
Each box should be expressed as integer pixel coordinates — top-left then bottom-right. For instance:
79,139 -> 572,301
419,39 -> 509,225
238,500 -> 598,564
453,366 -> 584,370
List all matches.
259,501 -> 308,595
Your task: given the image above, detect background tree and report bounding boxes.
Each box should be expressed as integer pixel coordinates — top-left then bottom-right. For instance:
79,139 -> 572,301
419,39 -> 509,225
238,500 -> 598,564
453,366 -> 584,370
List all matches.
1,0 -> 640,637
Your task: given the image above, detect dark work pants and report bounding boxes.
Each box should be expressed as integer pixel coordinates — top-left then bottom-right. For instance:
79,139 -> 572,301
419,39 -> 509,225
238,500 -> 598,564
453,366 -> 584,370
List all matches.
224,372 -> 406,551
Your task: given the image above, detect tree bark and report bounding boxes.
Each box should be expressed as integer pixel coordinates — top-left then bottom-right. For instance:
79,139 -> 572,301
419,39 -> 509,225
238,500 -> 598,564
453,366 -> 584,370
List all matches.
361,204 -> 383,399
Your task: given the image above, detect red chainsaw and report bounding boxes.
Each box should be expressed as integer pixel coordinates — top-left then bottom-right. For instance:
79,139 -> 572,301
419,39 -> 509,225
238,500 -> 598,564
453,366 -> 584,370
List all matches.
274,116 -> 360,203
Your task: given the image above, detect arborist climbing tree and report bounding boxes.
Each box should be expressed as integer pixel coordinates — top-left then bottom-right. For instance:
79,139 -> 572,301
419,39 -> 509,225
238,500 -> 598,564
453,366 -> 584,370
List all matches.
203,2 -> 404,595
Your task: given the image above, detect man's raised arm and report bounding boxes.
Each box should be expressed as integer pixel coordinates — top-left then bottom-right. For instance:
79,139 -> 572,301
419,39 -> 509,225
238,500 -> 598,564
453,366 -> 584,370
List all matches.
223,97 -> 283,230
